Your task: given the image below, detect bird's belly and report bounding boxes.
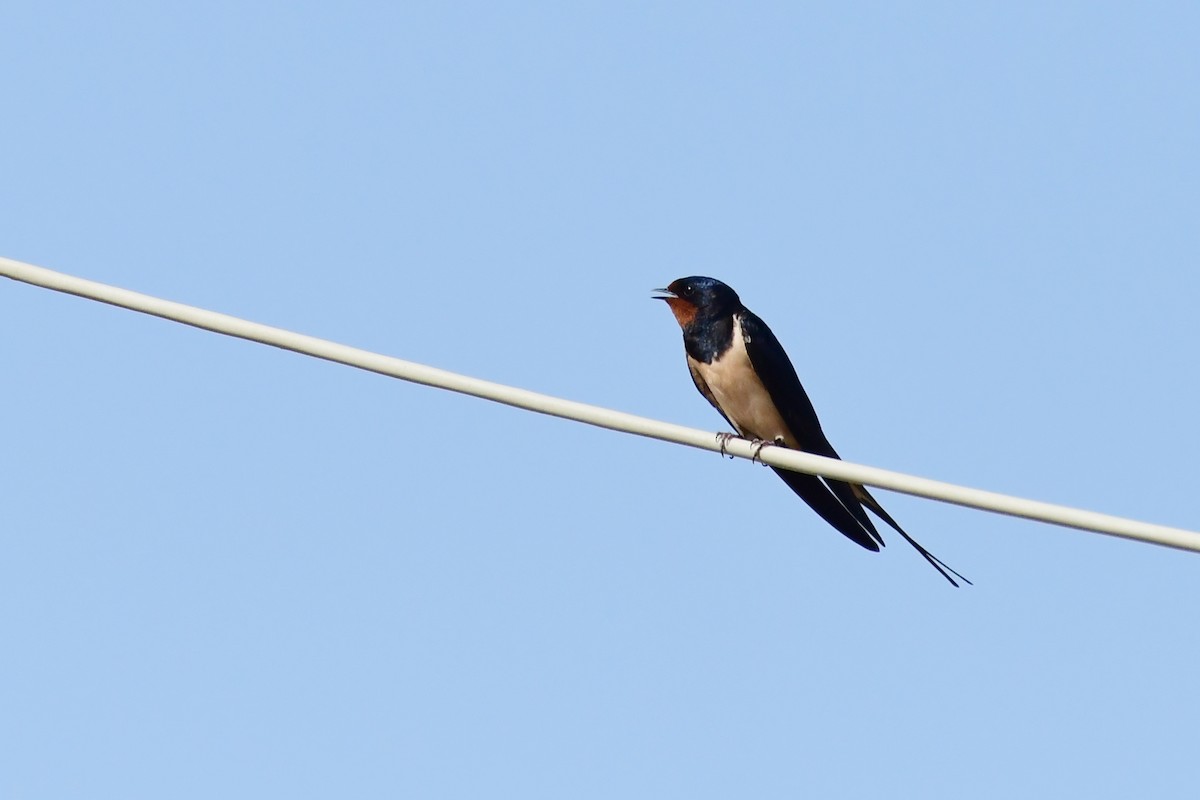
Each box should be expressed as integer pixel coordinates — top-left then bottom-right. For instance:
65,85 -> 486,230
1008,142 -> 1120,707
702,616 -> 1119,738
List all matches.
692,344 -> 798,447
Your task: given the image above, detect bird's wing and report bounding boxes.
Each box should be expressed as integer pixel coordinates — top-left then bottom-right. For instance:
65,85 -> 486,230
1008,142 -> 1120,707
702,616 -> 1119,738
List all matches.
735,310 -> 827,450
769,466 -> 881,551
737,310 -> 886,547
739,310 -> 969,586
736,309 -> 866,455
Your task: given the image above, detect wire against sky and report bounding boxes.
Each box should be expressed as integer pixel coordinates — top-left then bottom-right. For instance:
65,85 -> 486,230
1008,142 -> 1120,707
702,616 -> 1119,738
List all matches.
4,254 -> 1199,555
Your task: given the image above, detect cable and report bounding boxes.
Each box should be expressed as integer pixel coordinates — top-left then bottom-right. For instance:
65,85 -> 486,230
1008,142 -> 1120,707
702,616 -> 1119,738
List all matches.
4,255 -> 1198,554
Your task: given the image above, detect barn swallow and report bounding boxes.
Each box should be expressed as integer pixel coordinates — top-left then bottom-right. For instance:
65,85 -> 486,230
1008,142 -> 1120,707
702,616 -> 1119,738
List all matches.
655,276 -> 969,586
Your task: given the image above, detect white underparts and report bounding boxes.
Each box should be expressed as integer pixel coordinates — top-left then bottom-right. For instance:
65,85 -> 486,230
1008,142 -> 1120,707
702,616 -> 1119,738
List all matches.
689,314 -> 799,448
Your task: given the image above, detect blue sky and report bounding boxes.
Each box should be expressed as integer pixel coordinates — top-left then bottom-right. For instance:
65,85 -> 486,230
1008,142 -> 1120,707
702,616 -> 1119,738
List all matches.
3,3 -> 1198,797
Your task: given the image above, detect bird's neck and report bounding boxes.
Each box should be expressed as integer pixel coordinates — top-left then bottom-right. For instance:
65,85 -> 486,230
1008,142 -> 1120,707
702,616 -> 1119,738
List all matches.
682,313 -> 737,364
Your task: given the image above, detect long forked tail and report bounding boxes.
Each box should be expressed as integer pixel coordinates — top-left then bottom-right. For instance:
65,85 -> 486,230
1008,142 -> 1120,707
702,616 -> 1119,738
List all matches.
852,484 -> 972,587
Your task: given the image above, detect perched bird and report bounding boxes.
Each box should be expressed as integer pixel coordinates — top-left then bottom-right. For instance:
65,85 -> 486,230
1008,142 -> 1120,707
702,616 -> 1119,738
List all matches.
655,276 -> 968,586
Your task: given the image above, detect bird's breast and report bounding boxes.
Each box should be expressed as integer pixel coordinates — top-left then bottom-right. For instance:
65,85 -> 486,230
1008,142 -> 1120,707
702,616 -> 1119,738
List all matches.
690,315 -> 798,447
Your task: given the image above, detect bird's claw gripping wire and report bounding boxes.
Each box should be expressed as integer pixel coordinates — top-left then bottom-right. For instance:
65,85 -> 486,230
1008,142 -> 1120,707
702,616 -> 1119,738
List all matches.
715,432 -> 776,464
715,432 -> 739,459
750,437 -> 777,465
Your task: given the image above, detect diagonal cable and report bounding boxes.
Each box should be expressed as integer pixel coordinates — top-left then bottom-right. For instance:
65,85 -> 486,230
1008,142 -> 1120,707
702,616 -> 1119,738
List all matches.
4,255 -> 1198,554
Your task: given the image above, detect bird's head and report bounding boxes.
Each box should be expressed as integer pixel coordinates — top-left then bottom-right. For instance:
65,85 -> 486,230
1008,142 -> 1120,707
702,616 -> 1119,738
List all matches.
653,276 -> 742,329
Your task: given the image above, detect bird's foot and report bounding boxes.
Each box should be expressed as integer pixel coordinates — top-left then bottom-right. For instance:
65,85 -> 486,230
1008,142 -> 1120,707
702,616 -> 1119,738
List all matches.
715,432 -> 740,459
749,438 -> 778,465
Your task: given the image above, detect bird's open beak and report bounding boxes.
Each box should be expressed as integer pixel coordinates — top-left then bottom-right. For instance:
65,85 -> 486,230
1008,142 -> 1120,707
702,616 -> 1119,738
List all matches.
651,288 -> 677,301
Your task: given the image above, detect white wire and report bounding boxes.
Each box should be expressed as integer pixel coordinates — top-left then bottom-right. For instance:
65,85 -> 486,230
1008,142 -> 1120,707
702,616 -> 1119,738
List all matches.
4,255 -> 1199,554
